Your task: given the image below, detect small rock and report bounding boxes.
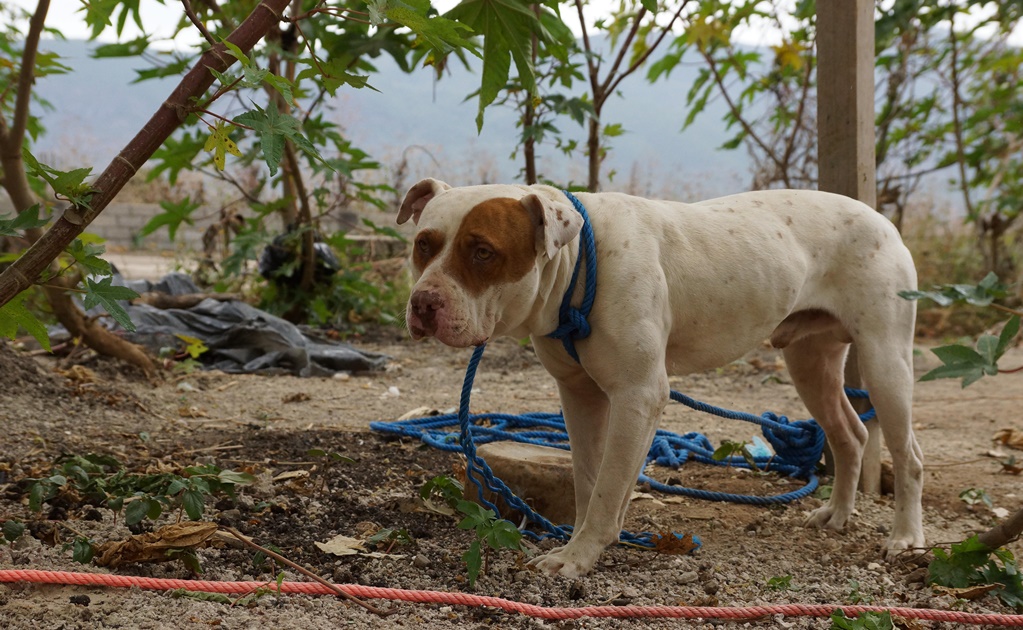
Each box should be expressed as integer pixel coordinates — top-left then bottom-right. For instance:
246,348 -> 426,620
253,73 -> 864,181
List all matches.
176,382 -> 197,392
678,571 -> 699,585
568,580 -> 586,600
867,562 -> 882,571
332,372 -> 351,381
69,595 -> 90,606
905,567 -> 929,583
703,579 -> 720,596
413,554 -> 430,570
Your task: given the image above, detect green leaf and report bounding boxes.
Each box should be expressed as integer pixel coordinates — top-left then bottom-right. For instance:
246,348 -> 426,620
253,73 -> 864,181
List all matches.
125,498 -> 150,525
2,520 -> 26,543
0,204 -> 48,237
28,483 -> 45,511
0,293 -> 52,352
220,39 -> 250,67
485,519 -> 522,551
140,198 -> 201,242
996,316 -> 1021,358
72,537 -> 95,564
66,239 -> 112,276
22,149 -> 96,208
83,277 -> 139,332
445,0 -> 541,130
462,539 -> 483,587
235,104 -> 328,176
829,610 -> 894,630
182,490 -> 205,520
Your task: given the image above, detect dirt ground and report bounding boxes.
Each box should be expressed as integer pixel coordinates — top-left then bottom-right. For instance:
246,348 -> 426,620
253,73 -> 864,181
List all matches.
0,332 -> 1022,629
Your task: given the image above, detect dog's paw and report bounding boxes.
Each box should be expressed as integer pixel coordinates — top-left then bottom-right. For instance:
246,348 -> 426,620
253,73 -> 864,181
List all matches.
528,545 -> 597,579
884,531 -> 926,562
804,504 -> 850,531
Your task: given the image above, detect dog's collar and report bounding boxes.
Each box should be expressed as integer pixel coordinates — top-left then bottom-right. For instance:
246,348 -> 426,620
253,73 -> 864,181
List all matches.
545,190 -> 597,363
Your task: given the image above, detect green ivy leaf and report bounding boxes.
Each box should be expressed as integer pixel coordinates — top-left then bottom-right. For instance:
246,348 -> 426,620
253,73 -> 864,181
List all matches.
83,277 -> 139,332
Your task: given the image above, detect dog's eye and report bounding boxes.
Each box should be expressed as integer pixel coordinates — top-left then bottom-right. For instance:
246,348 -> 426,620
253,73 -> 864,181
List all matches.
416,237 -> 430,254
474,246 -> 494,262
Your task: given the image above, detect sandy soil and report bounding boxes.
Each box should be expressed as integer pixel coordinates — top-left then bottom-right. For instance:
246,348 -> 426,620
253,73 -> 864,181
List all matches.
0,335 -> 1021,629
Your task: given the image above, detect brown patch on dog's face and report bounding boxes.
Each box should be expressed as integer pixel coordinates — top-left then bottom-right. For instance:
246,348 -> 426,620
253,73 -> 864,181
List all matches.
444,198 -> 537,295
412,228 -> 445,273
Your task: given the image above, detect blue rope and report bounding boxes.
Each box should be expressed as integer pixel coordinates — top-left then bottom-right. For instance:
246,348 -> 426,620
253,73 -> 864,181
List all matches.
544,191 -> 597,362
370,190 -> 874,551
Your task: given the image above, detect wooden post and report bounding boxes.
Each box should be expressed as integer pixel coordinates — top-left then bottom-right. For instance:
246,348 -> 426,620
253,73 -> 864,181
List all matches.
816,0 -> 882,494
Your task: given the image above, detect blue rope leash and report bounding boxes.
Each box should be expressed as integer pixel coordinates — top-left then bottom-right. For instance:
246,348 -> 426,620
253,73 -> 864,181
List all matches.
544,191 -> 597,362
370,190 -> 874,550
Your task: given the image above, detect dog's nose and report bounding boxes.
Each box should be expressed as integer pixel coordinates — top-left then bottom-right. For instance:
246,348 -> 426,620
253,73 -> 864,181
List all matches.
410,290 -> 443,332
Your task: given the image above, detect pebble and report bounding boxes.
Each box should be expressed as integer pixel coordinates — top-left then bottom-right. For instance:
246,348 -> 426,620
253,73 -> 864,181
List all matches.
703,579 -> 720,595
866,562 -> 882,571
176,382 -> 197,392
678,571 -> 699,585
413,554 -> 430,569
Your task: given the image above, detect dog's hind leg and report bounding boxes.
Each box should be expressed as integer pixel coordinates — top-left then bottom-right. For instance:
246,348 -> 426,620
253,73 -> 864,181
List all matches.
855,336 -> 925,557
782,334 -> 868,531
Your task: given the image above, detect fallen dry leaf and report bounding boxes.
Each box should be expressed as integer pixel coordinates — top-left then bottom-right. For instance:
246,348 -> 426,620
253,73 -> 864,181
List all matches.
314,534 -> 366,556
272,469 -> 310,482
95,522 -> 218,568
652,532 -> 699,555
178,406 -> 209,418
931,583 -> 998,601
282,392 -> 310,403
993,428 -> 1023,450
57,365 -> 99,383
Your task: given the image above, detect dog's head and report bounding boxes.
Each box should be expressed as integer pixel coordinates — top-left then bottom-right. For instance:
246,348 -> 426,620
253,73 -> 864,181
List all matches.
396,178 -> 584,347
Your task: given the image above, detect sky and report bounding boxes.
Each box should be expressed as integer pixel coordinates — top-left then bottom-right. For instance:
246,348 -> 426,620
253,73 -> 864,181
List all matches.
8,0 -> 794,49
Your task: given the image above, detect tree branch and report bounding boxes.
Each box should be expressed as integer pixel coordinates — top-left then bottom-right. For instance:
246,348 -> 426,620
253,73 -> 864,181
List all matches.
0,0 -> 51,226
604,0 -> 690,100
0,0 -> 292,308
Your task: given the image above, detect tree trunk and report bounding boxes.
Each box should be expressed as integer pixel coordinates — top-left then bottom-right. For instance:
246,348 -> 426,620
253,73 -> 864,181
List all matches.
586,116 -> 601,192
977,505 -> 1023,550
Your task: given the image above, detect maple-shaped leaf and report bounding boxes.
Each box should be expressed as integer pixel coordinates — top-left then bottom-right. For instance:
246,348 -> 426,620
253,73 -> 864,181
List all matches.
66,238 -> 112,276
22,149 -> 96,209
771,39 -> 808,72
652,531 -> 699,555
0,293 -> 51,351
296,60 -> 374,97
83,277 -> 139,332
140,198 -> 201,242
0,204 -> 48,237
373,0 -> 480,58
446,0 -> 543,130
203,121 -> 242,171
687,15 -> 729,51
234,104 -> 327,176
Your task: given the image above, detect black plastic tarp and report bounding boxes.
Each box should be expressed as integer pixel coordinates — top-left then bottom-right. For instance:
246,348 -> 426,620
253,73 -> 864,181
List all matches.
112,273 -> 389,376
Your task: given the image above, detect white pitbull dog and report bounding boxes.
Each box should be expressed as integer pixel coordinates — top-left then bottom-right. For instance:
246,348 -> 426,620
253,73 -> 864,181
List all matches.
397,179 -> 924,578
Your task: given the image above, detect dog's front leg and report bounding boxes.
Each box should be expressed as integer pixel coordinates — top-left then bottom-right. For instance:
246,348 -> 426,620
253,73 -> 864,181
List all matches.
531,376 -> 668,578
555,376 -> 610,534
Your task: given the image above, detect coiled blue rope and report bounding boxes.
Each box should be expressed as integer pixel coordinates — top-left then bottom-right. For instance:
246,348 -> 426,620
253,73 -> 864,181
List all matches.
370,190 -> 874,549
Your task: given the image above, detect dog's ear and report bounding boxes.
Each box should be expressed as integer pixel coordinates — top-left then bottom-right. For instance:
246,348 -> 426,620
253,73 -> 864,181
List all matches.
397,178 -> 452,225
521,193 -> 584,259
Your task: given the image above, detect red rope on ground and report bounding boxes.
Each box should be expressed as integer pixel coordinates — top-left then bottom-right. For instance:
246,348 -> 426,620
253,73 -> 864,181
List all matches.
2,569 -> 1022,625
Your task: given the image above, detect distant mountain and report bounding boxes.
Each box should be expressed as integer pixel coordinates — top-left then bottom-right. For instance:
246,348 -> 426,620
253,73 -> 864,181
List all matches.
31,38 -> 752,198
